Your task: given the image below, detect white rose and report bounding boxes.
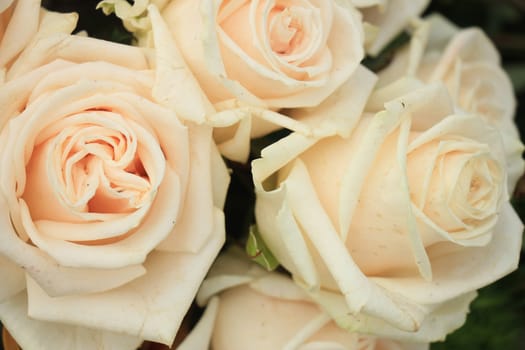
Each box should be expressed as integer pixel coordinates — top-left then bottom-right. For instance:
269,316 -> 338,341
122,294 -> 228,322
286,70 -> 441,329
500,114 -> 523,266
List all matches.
373,15 -> 524,189
253,84 -> 522,340
179,250 -> 434,350
0,7 -> 229,349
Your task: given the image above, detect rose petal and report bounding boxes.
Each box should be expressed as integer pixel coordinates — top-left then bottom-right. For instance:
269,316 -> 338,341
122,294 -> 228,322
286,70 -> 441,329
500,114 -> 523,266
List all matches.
0,191 -> 146,297
7,34 -> 150,80
210,142 -> 230,209
429,28 -> 500,82
196,250 -> 430,348
252,132 -> 319,188
177,297 -> 219,350
363,0 -> 430,56
156,125 -> 216,253
211,285 -> 354,350
311,287 -> 476,343
281,160 -> 424,331
372,201 -> 522,304
34,8 -> 78,42
0,255 -> 25,302
0,292 -> 141,350
289,65 -> 377,138
0,0 -> 40,68
25,208 -> 225,345
149,4 -> 213,123
254,185 -> 320,290
215,114 -> 252,162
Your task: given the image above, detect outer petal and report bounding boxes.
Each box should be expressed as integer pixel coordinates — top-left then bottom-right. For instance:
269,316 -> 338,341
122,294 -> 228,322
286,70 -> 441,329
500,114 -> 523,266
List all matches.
0,255 -> 25,302
149,4 -> 214,123
362,0 -> 430,56
25,209 -> 225,346
34,9 -> 78,43
7,34 -> 150,80
0,191 -> 146,297
280,160 -> 426,331
310,287 -> 476,343
0,0 -> 40,68
372,202 -> 522,304
0,292 -> 141,350
289,65 -> 378,138
156,125 -> 217,253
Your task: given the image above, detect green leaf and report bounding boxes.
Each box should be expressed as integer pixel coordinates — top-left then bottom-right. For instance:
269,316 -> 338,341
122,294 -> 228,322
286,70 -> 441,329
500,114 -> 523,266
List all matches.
245,225 -> 279,271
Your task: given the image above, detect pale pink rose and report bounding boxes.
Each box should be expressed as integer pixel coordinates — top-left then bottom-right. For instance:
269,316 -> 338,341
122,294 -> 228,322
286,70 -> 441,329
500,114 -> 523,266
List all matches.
178,251 -> 432,350
253,84 -> 522,341
0,7 -> 229,350
373,15 -> 524,190
161,0 -> 365,111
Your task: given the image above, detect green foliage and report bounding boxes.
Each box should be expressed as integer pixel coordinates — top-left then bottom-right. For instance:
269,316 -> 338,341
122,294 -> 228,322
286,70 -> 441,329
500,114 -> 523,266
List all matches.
245,225 -> 280,271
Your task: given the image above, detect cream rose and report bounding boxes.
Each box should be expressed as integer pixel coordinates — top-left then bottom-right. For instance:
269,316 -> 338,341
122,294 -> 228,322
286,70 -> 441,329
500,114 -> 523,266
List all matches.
0,7 -> 229,350
373,15 -> 524,190
177,250 -> 433,350
160,0 -> 364,110
253,84 -> 522,340
97,0 -> 376,163
0,0 -> 77,81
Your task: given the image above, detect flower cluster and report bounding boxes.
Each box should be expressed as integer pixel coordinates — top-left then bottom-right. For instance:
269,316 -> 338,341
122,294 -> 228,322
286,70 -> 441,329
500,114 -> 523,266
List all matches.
0,0 -> 522,349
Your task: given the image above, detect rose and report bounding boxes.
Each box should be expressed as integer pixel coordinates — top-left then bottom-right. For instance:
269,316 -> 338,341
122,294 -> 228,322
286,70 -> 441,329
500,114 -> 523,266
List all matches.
340,0 -> 430,56
0,7 -> 229,349
161,0 -> 371,161
179,250 -> 433,350
253,84 -> 523,340
373,15 -> 524,189
97,0 -> 376,163
160,0 -> 365,110
0,0 -> 77,81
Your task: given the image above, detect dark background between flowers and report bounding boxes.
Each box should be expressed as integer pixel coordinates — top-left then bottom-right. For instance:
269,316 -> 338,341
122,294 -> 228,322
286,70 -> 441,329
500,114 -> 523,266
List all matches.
1,0 -> 524,349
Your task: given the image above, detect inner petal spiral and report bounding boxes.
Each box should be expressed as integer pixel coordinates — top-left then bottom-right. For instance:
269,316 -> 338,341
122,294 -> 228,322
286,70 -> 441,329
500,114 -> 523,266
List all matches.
22,111 -> 165,224
269,6 -> 308,55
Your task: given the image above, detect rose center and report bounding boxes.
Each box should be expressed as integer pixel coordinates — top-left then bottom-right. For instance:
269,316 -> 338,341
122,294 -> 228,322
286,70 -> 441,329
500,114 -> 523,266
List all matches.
22,111 -> 163,222
458,156 -> 502,214
62,124 -> 150,214
268,5 -> 314,56
407,137 -> 504,235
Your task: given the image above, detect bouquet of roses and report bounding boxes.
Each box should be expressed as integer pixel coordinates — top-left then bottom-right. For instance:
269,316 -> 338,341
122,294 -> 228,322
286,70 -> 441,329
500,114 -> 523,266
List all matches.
0,0 -> 523,349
